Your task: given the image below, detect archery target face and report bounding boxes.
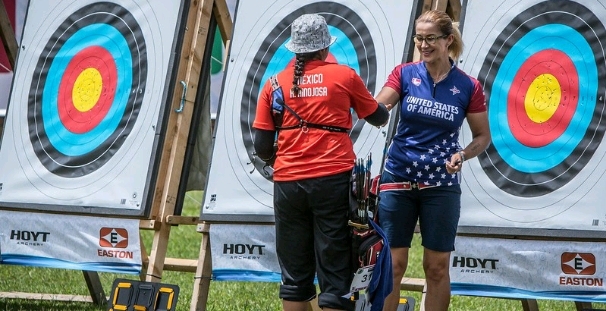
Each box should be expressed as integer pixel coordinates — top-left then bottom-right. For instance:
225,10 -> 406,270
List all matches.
459,0 -> 606,227
0,0 -> 183,216
30,3 -> 147,178
241,3 -> 381,180
202,0 -> 416,221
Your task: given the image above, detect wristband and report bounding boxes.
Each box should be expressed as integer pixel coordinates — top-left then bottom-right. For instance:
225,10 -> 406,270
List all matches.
458,150 -> 466,163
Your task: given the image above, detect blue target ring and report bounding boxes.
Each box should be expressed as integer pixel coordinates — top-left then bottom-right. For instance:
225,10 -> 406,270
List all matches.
42,24 -> 132,157
476,2 -> 606,197
489,24 -> 597,173
28,2 -> 147,178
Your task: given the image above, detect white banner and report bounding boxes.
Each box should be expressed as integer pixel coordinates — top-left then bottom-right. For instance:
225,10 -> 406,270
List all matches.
451,236 -> 606,302
0,210 -> 141,274
202,0 -> 418,222
458,0 -> 606,233
209,224 -> 280,281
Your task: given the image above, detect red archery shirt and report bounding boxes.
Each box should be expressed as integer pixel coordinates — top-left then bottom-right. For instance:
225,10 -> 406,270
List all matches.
253,60 -> 379,181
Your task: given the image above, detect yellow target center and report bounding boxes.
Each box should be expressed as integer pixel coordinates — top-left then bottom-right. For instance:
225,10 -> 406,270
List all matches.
72,68 -> 103,112
525,73 -> 561,123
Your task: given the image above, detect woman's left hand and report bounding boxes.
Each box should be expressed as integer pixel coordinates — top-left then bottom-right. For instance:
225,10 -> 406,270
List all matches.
446,152 -> 464,174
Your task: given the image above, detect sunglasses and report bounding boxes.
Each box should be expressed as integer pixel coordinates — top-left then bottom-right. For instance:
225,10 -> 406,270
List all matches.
412,34 -> 448,45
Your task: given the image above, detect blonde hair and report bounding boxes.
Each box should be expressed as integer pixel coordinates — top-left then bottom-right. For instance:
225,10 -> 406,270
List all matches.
416,10 -> 463,60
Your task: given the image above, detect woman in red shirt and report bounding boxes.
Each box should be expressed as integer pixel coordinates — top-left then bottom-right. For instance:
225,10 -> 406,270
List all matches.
253,13 -> 389,311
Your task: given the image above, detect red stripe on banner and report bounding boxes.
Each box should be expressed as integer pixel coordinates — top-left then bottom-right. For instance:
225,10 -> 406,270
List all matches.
0,0 -> 16,73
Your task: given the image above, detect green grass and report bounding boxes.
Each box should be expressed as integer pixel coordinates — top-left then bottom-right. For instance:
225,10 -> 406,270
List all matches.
1,191 -> 605,310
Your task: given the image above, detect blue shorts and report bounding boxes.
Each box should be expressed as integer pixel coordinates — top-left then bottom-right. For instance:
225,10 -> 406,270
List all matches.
377,170 -> 461,252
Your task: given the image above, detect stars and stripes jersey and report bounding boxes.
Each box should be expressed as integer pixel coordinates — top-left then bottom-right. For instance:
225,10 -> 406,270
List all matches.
382,60 -> 486,186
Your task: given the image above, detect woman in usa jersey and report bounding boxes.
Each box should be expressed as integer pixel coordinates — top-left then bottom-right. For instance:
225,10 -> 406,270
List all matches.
375,10 -> 491,311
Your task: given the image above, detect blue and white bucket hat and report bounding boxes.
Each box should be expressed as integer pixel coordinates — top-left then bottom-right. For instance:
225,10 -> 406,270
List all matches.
285,14 -> 337,54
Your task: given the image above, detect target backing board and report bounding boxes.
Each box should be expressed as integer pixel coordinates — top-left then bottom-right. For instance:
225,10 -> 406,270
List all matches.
0,0 -> 186,217
201,0 -> 419,222
458,0 -> 606,236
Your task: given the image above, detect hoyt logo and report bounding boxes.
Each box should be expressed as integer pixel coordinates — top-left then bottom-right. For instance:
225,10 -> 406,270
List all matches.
452,256 -> 498,274
560,252 -> 603,287
10,230 -> 50,246
98,228 -> 133,259
223,243 -> 265,260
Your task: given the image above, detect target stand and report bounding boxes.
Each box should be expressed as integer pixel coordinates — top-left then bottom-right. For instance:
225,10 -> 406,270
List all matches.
455,0 -> 606,309
0,0 -> 108,306
133,0 -> 233,310
0,0 -> 233,309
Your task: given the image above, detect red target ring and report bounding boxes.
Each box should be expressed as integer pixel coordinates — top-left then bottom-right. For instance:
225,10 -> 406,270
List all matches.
507,49 -> 579,147
57,46 -> 117,134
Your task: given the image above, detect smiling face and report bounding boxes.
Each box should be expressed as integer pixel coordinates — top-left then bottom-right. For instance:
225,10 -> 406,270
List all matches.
415,21 -> 453,65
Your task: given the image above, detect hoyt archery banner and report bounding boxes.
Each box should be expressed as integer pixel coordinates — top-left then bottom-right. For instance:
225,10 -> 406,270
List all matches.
201,0 -> 418,222
0,210 -> 142,274
210,222 -> 383,311
451,236 -> 606,302
210,222 -> 372,310
0,0 -> 186,217
458,0 -> 606,234
209,224 -> 280,282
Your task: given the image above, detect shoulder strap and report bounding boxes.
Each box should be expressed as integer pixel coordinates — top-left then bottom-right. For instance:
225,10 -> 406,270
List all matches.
269,75 -> 349,133
269,75 -> 280,92
270,75 -> 287,128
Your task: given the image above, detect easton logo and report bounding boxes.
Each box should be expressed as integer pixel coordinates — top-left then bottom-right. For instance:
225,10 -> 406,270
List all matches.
99,227 -> 128,248
561,252 -> 596,275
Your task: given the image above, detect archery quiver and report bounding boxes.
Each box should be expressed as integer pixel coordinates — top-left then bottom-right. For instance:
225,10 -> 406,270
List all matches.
349,155 -> 384,269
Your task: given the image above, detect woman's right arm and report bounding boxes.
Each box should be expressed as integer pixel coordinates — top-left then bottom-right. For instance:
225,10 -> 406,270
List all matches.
375,87 -> 400,112
376,64 -> 403,113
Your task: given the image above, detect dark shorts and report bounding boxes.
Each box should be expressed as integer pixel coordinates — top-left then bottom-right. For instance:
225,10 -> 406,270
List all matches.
273,171 -> 355,311
377,170 -> 461,252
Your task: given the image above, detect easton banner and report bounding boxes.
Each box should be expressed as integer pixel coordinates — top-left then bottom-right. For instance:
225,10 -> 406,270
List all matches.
451,236 -> 606,302
201,0 -> 418,222
0,210 -> 142,274
0,0 -> 186,217
458,0 -> 606,234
